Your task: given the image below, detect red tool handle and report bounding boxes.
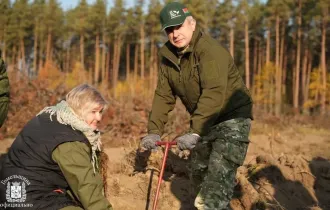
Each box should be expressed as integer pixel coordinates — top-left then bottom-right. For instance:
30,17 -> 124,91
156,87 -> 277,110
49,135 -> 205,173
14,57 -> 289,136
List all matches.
156,141 -> 177,146
152,141 -> 177,210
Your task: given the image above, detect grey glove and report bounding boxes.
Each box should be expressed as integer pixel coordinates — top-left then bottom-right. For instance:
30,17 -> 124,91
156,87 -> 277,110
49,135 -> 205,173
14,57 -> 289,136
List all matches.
141,134 -> 161,150
177,133 -> 200,150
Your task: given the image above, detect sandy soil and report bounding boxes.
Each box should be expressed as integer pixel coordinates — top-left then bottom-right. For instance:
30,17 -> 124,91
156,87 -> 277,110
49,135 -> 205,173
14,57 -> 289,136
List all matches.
1,120 -> 330,210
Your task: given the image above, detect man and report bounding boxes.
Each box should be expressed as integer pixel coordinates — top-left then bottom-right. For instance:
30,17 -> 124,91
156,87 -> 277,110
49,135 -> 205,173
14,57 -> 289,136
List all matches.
141,2 -> 253,210
0,50 -> 9,127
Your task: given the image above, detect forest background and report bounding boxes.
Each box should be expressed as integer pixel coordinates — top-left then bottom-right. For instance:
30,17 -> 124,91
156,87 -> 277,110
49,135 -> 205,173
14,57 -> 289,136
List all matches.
0,0 -> 329,117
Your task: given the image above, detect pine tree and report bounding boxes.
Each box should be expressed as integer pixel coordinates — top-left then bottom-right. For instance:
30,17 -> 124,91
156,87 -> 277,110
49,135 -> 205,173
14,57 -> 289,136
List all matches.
7,0 -> 32,72
0,0 -> 11,61
89,0 -> 106,84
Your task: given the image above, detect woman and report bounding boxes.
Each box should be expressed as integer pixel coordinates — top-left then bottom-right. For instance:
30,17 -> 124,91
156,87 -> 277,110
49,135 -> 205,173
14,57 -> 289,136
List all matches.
0,84 -> 113,210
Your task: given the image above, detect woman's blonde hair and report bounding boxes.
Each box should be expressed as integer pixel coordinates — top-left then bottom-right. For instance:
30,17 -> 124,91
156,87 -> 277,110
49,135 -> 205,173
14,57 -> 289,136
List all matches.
66,84 -> 108,118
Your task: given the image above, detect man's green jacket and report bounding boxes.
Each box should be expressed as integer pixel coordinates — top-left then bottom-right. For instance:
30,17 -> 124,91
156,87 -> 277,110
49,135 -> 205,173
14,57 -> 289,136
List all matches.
148,27 -> 253,136
0,53 -> 9,127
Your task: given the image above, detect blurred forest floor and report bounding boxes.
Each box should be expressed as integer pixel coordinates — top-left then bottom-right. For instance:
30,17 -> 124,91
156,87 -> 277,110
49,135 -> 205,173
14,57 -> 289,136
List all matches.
0,71 -> 330,210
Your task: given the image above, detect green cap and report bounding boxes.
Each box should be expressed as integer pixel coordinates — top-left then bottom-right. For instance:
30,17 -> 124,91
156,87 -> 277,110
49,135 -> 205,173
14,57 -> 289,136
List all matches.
160,2 -> 191,31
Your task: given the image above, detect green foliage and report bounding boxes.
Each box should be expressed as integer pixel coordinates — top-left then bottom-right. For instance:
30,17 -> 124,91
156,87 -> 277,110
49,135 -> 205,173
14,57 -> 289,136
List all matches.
88,0 -> 106,35
146,0 -> 162,41
181,0 -> 216,30
253,62 -> 276,106
108,0 -> 126,38
6,0 -> 32,46
0,0 -> 11,39
45,0 -> 63,38
304,67 -> 327,109
65,62 -> 88,89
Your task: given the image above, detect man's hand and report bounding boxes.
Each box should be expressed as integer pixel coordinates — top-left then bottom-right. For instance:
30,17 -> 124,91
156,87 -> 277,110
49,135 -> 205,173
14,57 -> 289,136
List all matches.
140,134 -> 161,150
177,133 -> 200,150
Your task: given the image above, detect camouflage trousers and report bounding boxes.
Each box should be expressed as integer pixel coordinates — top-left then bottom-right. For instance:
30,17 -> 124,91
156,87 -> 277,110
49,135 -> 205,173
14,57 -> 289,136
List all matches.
190,118 -> 251,210
0,100 -> 9,127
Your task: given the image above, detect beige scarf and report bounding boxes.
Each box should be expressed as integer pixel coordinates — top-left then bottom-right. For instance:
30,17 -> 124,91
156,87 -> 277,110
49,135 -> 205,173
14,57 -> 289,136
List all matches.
38,100 -> 101,173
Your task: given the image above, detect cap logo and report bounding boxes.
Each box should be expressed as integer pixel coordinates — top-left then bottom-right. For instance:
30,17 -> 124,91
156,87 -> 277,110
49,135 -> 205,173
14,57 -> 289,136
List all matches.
169,10 -> 181,19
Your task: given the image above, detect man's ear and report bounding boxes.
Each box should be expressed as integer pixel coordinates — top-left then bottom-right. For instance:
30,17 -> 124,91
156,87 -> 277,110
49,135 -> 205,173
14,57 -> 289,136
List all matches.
191,20 -> 196,31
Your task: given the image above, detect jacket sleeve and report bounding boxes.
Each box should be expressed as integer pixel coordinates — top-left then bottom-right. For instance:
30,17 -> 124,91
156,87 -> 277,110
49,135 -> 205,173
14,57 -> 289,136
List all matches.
190,46 -> 230,136
52,141 -> 113,210
147,64 -> 176,136
0,53 -> 9,127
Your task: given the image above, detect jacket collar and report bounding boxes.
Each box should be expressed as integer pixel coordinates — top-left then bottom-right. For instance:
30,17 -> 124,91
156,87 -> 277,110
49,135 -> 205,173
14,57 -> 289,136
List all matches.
159,26 -> 203,65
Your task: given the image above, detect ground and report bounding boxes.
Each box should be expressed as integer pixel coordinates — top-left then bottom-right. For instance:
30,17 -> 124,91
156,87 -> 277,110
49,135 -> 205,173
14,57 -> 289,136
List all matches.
97,119 -> 330,210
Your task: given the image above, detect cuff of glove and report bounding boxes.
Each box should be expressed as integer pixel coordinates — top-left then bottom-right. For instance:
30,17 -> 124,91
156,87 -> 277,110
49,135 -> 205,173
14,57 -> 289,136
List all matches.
191,133 -> 200,137
148,130 -> 162,136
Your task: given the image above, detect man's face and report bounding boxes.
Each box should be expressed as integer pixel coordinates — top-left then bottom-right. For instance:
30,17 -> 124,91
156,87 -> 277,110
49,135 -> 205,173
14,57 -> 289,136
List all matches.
165,18 -> 196,49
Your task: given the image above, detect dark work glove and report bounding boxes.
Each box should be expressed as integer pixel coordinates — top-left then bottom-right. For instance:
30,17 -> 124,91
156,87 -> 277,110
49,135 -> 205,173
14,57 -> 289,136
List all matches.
141,134 -> 161,150
176,133 -> 200,150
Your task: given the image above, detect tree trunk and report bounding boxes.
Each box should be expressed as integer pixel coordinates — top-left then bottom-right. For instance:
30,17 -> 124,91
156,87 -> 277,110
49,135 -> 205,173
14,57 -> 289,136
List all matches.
252,38 -> 258,92
305,51 -> 312,106
150,37 -> 155,90
33,24 -> 38,75
280,22 -> 286,97
282,44 -> 288,95
20,38 -> 26,74
320,14 -> 327,115
140,25 -> 145,80
153,45 -> 158,90
294,0 -> 302,114
12,46 -> 16,68
302,48 -> 308,104
134,44 -> 139,83
229,26 -> 234,57
275,15 -> 281,116
112,40 -> 118,96
266,27 -> 270,64
105,41 -> 111,84
66,45 -> 70,73
244,21 -> 250,89
46,30 -> 52,63
256,42 -> 262,106
126,43 -> 130,81
38,40 -> 44,72
80,33 -> 85,68
94,33 -> 100,84
101,32 -> 106,82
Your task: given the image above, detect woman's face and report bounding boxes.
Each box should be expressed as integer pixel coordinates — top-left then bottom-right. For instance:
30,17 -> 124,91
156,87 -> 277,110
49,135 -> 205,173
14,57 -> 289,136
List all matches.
83,105 -> 104,130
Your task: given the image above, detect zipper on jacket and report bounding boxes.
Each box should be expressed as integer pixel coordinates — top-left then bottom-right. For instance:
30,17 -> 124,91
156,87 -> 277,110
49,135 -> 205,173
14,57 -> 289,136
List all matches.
165,56 -> 182,83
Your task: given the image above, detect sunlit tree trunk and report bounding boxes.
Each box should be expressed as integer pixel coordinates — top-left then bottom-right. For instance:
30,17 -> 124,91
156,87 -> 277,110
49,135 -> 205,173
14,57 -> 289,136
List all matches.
134,45 -> 139,83
46,30 -> 52,63
126,43 -> 130,81
294,0 -> 302,114
33,24 -> 38,75
94,33 -> 100,84
320,12 -> 327,115
275,15 -> 281,116
266,27 -> 271,64
80,34 -> 85,68
229,26 -> 234,57
140,25 -> 145,80
244,21 -> 250,89
20,38 -> 26,73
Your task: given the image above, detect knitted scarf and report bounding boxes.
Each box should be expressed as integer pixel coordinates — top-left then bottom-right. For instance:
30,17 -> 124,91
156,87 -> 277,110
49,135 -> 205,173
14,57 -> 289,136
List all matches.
37,100 -> 101,173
